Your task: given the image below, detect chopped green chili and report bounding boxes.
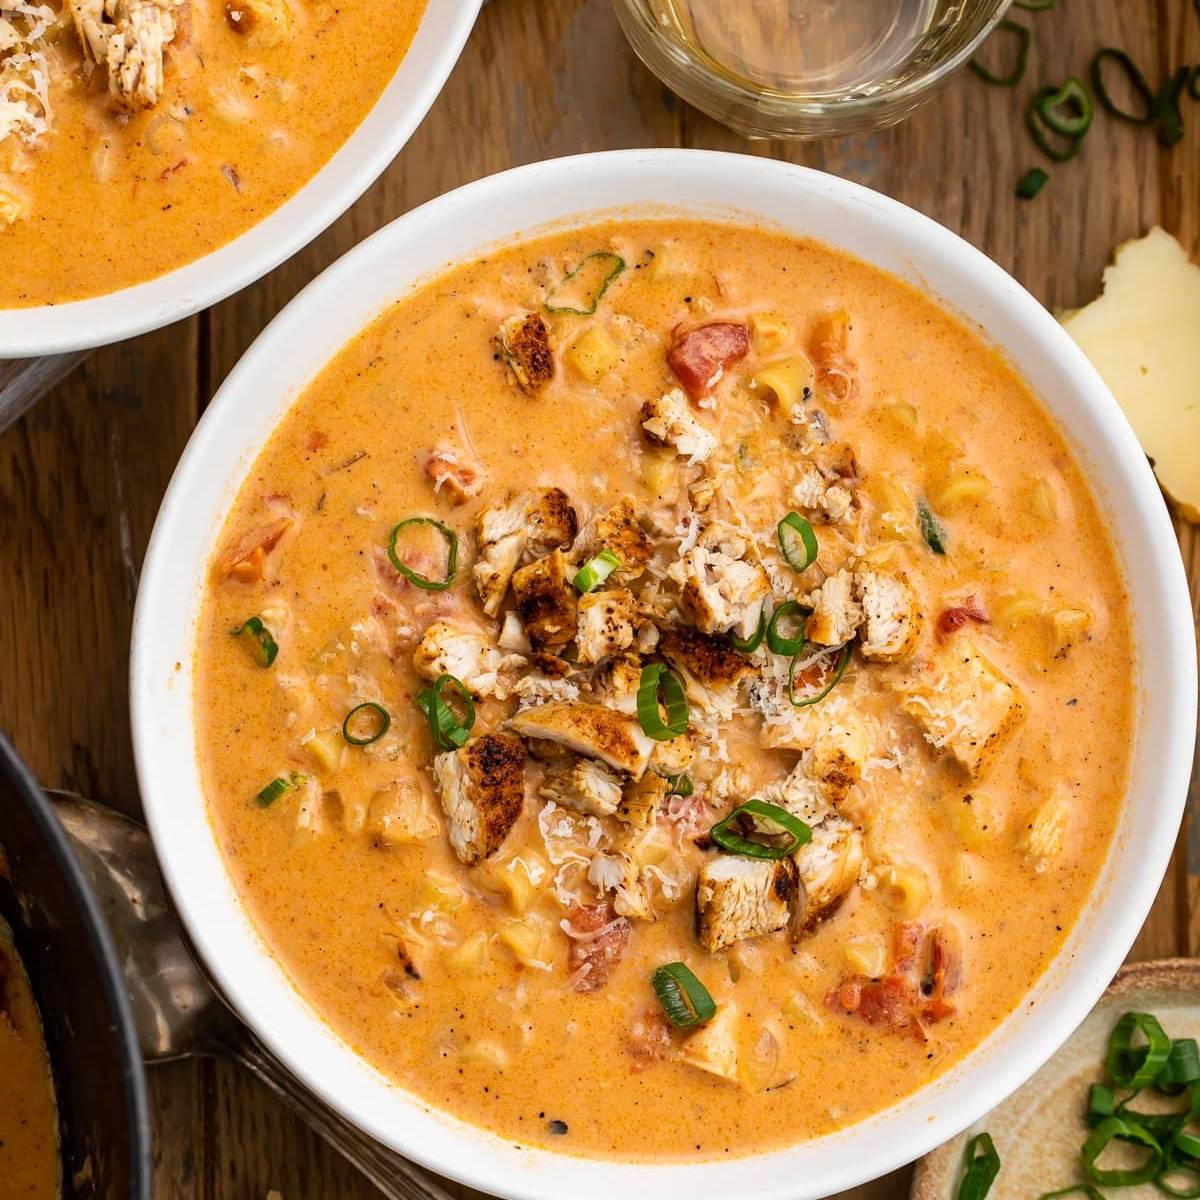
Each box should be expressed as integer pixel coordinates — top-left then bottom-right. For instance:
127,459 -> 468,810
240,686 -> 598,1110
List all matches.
729,609 -> 766,653
544,251 -> 626,316
777,511 -> 819,571
342,701 -> 391,746
573,549 -> 620,593
1083,1116 -> 1164,1186
255,772 -> 303,808
766,600 -> 809,657
651,962 -> 716,1029
1108,1012 -> 1172,1089
709,799 -> 811,860
918,499 -> 948,555
1155,66 -> 1190,147
1017,167 -> 1050,199
1027,87 -> 1088,161
666,773 -> 694,798
232,615 -> 279,667
969,20 -> 1031,87
635,663 -> 689,741
1035,77 -> 1094,137
788,643 -> 852,708
387,516 -> 458,591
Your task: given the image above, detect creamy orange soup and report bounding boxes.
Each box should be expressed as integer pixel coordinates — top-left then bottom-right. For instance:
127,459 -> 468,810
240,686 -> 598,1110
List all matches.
195,220 -> 1133,1160
0,923 -> 59,1198
0,0 -> 426,307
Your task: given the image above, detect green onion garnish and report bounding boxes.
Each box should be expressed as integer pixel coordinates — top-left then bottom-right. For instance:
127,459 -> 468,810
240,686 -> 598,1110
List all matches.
573,549 -> 620,594
1155,66 -> 1189,148
232,616 -> 278,667
1175,1129 -> 1200,1160
415,673 -> 475,751
1034,76 -> 1094,138
956,1133 -> 1001,1200
729,609 -> 766,653
1082,1116 -> 1163,1186
788,643 -> 851,708
777,511 -> 818,572
1091,49 -> 1157,125
544,251 -> 625,316
342,701 -> 391,746
709,799 -> 811,860
1017,167 -> 1049,200
1027,87 -> 1088,161
636,663 -> 689,741
1160,1040 -> 1200,1092
256,772 -> 302,808
1157,1162 -> 1200,1199
666,773 -> 694,797
651,962 -> 716,1029
918,499 -> 948,555
968,19 -> 1030,87
766,600 -> 809,656
387,517 -> 458,591
1087,1082 -> 1115,1123
1012,0 -> 1053,8
1107,1011 -> 1172,1089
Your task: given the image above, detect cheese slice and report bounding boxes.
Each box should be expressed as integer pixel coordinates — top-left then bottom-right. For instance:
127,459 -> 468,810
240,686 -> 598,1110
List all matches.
1061,227 -> 1200,522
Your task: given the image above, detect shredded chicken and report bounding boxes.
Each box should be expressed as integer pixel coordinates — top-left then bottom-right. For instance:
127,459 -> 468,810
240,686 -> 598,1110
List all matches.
640,389 -> 718,464
668,521 -> 771,640
412,621 -> 525,700
540,757 -> 623,818
696,856 -> 798,952
65,0 -> 182,109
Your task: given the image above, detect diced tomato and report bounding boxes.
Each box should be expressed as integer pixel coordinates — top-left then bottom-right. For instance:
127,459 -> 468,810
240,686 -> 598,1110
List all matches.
423,447 -> 482,505
808,310 -> 857,401
827,974 -> 920,1031
219,517 -> 292,583
626,1008 -> 673,1070
566,902 -> 631,994
892,921 -> 925,970
935,598 -> 989,640
667,322 -> 749,400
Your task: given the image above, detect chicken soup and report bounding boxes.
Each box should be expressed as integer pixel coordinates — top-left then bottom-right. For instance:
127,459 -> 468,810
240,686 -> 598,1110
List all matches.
0,0 -> 426,307
195,219 -> 1133,1160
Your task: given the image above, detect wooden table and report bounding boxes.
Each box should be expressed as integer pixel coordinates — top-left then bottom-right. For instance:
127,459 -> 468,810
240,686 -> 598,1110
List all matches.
1,2 -> 1197,1197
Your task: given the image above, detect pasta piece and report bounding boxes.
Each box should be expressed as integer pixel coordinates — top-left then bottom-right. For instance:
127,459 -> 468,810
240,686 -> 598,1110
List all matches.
565,326 -> 620,383
457,1040 -> 510,1069
946,791 -> 1001,848
1049,607 -> 1092,658
876,863 -> 932,917
992,592 -> 1042,628
751,355 -> 813,417
929,470 -> 991,513
748,312 -> 790,355
447,931 -> 490,974
417,870 -> 465,913
497,917 -> 548,967
841,935 -> 886,979
1025,478 -> 1059,521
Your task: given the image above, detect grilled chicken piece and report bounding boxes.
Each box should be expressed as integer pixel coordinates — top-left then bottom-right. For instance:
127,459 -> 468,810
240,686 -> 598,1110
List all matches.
805,568 -> 862,647
668,522 -> 771,641
658,626 -> 754,689
794,816 -> 863,931
772,722 -> 868,819
593,498 -> 655,582
648,730 -> 697,779
508,701 -> 653,777
66,0 -> 180,108
667,322 -> 750,401
680,1005 -> 740,1084
576,588 -> 637,666
432,733 -> 526,865
512,549 -> 577,652
896,639 -> 1026,779
640,388 -> 718,464
696,855 -> 799,952
618,771 -> 668,828
473,488 -> 577,617
223,0 -> 293,45
588,846 -> 654,923
791,460 -> 854,525
495,312 -> 554,395
855,567 -> 921,662
366,779 -> 439,847
539,758 -> 623,818
413,621 -> 525,700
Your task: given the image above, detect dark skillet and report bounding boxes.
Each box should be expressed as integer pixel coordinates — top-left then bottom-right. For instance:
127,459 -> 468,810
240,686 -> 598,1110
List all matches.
0,733 -> 151,1200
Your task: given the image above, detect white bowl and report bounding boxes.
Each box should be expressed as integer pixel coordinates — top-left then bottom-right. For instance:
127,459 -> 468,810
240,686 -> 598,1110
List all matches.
0,0 -> 480,358
131,150 -> 1198,1200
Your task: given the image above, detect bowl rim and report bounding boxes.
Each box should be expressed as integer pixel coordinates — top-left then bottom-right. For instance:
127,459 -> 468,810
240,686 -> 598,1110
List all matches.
130,148 -> 1198,1200
0,0 -> 481,358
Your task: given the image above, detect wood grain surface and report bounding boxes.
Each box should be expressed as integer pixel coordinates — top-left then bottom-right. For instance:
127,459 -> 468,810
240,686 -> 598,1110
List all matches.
1,2 -> 1197,1197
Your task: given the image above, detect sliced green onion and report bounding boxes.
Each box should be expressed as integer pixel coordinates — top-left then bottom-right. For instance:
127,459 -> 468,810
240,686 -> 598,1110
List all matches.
957,1132 -> 1001,1200
1037,1187 -> 1105,1200
1158,1159 -> 1200,1198
1155,66 -> 1190,148
1088,1082 -> 1116,1123
918,499 -> 948,555
232,615 -> 278,667
969,20 -> 1031,87
1012,0 -> 1053,8
416,673 -> 475,751
544,251 -> 625,316
1027,88 -> 1087,161
666,773 -> 694,797
1035,77 -> 1094,137
573,549 -> 620,594
636,663 -> 689,741
778,511 -> 819,571
1109,1012 -> 1173,1089
342,701 -> 391,746
729,609 -> 766,653
255,772 -> 302,808
1083,1116 -> 1164,1186
1159,1041 -> 1200,1092
767,600 -> 809,656
387,517 -> 458,591
1175,1129 -> 1200,1159
709,799 -> 812,860
1091,48 -> 1157,124
651,962 -> 716,1029
788,643 -> 851,708
1115,1081 -> 1200,1139
1017,167 -> 1050,200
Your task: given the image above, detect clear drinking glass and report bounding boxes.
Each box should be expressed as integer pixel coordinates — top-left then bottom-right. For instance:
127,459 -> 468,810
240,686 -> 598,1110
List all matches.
614,0 -> 1011,139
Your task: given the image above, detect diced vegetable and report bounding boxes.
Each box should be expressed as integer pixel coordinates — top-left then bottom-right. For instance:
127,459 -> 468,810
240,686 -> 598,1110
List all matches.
232,615 -> 278,667
565,325 -> 621,382
544,251 -> 625,316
